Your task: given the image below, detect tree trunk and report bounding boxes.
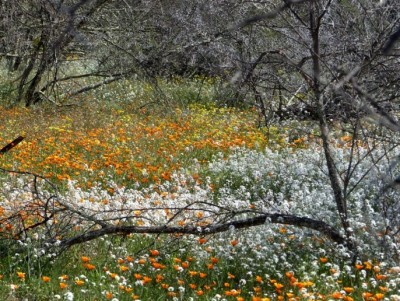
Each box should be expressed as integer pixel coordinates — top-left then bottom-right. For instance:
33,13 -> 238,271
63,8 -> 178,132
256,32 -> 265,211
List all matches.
24,57 -> 49,106
309,0 -> 354,251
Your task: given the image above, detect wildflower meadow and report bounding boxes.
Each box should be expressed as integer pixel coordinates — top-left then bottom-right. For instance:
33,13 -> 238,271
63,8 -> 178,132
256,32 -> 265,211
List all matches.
0,80 -> 399,301
1,0 -> 399,299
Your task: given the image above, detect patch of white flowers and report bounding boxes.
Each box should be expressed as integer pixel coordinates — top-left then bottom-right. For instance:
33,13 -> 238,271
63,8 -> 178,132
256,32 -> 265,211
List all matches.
0,144 -> 399,261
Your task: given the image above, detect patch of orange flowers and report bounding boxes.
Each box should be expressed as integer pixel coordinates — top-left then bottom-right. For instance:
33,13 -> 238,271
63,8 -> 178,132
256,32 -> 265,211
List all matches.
0,104 -> 268,190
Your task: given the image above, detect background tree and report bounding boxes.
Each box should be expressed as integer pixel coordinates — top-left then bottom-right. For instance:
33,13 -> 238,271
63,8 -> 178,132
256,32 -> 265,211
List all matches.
1,0 -> 109,106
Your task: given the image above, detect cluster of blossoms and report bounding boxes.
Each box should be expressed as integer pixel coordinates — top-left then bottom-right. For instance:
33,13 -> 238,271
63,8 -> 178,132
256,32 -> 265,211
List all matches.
1,141 -> 400,299
1,142 -> 399,260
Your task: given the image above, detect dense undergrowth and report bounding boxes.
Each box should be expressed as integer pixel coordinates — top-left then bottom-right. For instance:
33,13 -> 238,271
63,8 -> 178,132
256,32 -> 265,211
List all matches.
0,77 -> 399,300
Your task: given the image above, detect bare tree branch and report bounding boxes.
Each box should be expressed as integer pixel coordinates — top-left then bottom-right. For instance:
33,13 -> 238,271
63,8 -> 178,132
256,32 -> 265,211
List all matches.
383,25 -> 400,54
235,0 -> 309,29
58,212 -> 346,250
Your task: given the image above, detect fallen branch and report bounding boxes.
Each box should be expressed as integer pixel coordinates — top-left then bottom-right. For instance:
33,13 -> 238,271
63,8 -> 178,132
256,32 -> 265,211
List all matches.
0,163 -> 347,255
58,212 -> 346,249
0,136 -> 24,154
63,74 -> 126,97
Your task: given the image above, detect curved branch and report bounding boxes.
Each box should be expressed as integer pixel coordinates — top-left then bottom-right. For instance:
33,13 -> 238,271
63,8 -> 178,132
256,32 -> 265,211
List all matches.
58,213 -> 345,249
64,74 -> 126,97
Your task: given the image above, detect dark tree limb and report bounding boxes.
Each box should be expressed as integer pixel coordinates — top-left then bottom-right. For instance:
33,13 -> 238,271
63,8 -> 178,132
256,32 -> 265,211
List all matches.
0,136 -> 24,154
235,0 -> 309,29
64,73 -> 126,97
58,213 -> 346,249
383,25 -> 400,54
